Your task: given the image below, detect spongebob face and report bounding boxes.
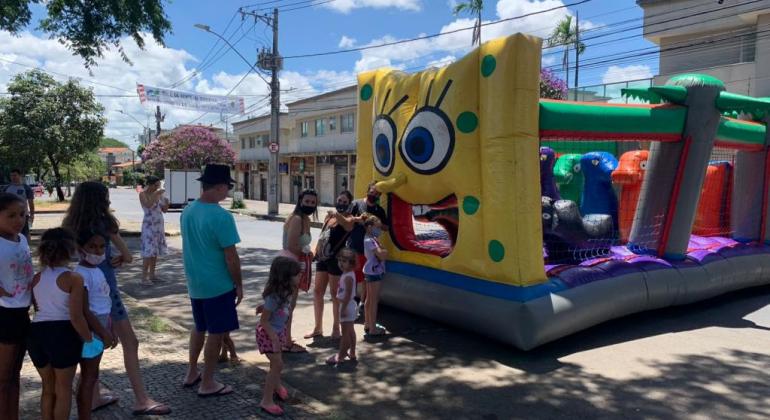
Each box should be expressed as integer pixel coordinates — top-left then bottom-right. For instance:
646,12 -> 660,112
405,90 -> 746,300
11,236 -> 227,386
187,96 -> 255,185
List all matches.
355,34 -> 547,287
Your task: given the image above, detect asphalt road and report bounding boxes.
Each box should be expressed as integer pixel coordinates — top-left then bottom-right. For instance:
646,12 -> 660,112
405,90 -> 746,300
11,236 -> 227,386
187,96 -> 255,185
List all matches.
108,188 -> 770,419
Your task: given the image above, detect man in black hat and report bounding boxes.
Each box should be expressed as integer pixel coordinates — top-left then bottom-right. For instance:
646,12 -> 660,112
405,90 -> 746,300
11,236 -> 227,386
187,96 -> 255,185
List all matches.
181,164 -> 243,397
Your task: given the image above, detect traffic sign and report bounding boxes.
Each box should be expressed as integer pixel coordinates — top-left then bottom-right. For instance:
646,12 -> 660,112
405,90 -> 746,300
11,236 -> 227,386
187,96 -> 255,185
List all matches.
268,142 -> 279,153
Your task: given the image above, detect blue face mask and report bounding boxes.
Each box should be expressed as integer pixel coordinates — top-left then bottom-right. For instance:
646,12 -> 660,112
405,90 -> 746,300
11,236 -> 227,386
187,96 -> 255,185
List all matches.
370,227 -> 382,237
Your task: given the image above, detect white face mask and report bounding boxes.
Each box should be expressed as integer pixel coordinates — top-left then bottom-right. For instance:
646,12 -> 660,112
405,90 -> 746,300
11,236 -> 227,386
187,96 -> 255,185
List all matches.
82,252 -> 106,266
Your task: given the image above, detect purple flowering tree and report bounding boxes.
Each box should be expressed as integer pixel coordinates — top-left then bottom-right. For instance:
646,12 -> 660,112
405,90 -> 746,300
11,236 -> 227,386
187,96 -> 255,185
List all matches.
540,68 -> 568,100
141,126 -> 236,174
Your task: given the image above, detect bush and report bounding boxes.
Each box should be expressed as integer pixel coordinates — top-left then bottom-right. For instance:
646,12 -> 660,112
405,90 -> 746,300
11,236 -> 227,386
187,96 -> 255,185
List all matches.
231,199 -> 246,210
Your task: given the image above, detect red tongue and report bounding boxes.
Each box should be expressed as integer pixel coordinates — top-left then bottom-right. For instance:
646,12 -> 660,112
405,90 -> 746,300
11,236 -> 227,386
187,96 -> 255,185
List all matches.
389,194 -> 454,257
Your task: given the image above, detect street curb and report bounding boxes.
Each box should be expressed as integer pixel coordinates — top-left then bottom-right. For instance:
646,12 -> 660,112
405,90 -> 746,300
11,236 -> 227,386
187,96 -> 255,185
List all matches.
227,209 -> 325,228
29,229 -> 181,238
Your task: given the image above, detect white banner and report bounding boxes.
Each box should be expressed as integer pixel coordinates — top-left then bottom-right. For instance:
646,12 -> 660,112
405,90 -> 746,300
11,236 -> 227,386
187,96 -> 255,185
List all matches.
137,84 -> 245,114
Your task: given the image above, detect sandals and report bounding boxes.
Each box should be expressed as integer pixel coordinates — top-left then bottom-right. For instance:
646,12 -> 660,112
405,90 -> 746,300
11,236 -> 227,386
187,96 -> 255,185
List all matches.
303,331 -> 322,339
282,342 -> 307,353
325,354 -> 340,365
260,404 -> 284,417
275,385 -> 289,401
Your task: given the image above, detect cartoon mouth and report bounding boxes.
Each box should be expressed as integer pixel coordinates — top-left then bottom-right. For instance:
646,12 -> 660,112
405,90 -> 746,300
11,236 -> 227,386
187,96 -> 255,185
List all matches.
388,193 -> 458,258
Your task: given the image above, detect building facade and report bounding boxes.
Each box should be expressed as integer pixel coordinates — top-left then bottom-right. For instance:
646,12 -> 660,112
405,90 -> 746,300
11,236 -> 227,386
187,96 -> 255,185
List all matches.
639,0 -> 770,95
233,86 -> 357,205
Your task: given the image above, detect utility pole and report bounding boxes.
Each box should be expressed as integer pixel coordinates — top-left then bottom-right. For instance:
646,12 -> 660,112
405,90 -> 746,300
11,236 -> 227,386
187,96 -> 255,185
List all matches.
155,105 -> 164,141
268,7 -> 280,215
574,11 -> 580,101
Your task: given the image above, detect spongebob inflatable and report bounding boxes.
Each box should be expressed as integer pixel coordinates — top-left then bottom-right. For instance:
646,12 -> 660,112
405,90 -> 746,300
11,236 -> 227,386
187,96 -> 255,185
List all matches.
355,33 -> 770,350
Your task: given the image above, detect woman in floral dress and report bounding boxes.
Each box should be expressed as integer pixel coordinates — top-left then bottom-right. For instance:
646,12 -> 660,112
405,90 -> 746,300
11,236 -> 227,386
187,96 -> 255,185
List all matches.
139,176 -> 168,285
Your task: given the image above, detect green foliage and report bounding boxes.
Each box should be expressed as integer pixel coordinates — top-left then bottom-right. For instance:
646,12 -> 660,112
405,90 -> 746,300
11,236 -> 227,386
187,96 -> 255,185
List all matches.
65,152 -> 103,182
121,170 -> 145,186
546,16 -> 586,88
453,0 -> 484,46
0,0 -> 172,68
100,137 -> 129,148
0,70 -> 106,201
231,199 -> 246,210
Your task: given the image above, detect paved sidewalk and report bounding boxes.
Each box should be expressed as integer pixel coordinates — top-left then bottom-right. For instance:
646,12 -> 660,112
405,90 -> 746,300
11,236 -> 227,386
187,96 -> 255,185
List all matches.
222,197 -> 335,228
19,291 -> 334,420
30,213 -> 181,237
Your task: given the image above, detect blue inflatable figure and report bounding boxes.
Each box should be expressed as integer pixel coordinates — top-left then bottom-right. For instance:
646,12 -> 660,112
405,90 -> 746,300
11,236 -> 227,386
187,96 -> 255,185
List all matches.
580,151 -> 619,232
539,147 -> 560,200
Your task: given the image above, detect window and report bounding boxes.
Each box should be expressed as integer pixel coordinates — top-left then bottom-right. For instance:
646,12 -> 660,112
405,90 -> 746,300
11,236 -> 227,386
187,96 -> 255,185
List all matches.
341,113 -> 355,133
240,138 -> 246,149
315,119 -> 325,136
249,137 -> 256,148
329,116 -> 337,131
258,134 -> 269,147
301,121 -> 309,137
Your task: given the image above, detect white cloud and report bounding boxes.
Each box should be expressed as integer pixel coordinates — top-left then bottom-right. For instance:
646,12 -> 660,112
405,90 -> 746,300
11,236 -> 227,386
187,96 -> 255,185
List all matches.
322,0 -> 421,13
338,36 -> 357,49
602,65 -> 653,84
0,31 -> 351,147
352,0 -> 596,75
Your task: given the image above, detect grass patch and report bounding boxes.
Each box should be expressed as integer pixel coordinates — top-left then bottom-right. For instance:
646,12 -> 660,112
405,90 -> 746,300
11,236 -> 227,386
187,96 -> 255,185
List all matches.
130,306 -> 172,333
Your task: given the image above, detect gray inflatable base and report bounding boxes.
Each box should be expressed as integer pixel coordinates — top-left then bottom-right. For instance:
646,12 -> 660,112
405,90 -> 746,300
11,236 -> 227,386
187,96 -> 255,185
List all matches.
380,253 -> 770,350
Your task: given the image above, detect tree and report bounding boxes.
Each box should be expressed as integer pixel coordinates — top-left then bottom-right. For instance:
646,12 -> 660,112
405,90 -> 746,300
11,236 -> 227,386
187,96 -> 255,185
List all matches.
1,0 -> 172,67
100,137 -> 129,148
453,0 -> 484,46
65,152 -> 104,182
0,70 -> 106,201
546,16 -> 586,91
141,126 -> 236,174
540,68 -> 568,100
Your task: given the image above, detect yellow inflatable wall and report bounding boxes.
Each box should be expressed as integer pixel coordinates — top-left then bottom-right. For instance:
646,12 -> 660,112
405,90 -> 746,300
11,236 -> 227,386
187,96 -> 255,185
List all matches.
354,33 -> 546,287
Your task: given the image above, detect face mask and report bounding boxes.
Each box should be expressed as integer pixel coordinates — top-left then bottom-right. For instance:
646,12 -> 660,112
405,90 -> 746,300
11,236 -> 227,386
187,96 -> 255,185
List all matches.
82,252 -> 105,266
300,205 -> 316,215
336,204 -> 349,213
370,227 -> 382,237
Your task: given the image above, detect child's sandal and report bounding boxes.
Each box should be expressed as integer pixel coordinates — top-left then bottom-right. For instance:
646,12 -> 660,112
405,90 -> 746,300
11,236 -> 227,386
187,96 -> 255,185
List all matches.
275,385 -> 289,401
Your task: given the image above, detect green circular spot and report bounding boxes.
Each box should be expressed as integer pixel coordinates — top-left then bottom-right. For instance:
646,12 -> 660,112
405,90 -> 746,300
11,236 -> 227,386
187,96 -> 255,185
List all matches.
457,112 -> 478,134
462,196 -> 480,215
481,55 -> 497,78
360,84 -> 373,101
488,240 -> 505,262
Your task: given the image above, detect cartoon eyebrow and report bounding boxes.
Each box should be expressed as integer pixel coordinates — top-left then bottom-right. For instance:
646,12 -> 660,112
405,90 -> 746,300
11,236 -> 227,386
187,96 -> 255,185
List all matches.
425,79 -> 435,107
435,79 -> 453,108
387,94 -> 410,117
379,88 -> 392,115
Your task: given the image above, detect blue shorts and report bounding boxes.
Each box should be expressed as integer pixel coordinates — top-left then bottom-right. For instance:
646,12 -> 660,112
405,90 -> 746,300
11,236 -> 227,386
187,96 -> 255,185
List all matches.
365,274 -> 384,282
190,289 -> 240,334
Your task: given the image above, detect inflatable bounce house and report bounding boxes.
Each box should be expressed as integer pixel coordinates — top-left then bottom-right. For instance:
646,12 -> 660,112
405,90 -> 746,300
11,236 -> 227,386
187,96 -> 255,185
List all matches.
354,33 -> 770,350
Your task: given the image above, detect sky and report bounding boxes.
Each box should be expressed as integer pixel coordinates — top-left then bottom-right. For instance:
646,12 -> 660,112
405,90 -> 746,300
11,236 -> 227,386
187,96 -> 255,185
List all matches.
0,0 -> 662,148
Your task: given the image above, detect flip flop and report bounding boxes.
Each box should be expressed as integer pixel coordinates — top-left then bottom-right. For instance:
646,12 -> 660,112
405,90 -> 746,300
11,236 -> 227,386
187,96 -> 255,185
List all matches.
275,385 -> 289,401
303,331 -> 322,339
92,395 -> 119,412
182,373 -> 201,388
131,403 -> 171,416
197,384 -> 233,398
260,404 -> 284,417
282,342 -> 307,353
326,355 -> 339,365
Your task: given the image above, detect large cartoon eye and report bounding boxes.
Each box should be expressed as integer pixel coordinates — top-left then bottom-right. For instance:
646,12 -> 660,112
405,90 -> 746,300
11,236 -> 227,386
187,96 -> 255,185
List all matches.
591,159 -> 600,167
573,163 -> 581,173
542,213 -> 552,220
639,160 -> 648,170
372,116 -> 396,175
400,107 -> 455,175
540,154 -> 547,161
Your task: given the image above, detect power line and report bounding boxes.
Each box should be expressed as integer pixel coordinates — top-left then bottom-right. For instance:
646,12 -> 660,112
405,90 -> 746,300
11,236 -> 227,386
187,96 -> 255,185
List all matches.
281,0 -> 592,59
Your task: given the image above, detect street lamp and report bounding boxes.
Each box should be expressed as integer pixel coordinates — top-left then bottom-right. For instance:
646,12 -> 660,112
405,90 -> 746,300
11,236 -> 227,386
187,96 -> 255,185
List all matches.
195,20 -> 280,215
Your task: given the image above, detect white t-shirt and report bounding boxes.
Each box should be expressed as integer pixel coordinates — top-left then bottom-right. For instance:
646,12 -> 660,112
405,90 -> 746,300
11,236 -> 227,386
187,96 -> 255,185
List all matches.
0,234 -> 33,308
75,265 -> 112,316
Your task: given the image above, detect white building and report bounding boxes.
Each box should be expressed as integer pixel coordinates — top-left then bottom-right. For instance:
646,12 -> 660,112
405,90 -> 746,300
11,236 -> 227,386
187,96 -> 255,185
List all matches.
639,0 -> 770,95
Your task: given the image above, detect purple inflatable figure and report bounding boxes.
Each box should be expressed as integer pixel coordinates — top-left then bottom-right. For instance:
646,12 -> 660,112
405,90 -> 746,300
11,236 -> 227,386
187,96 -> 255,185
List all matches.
540,146 -> 560,200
